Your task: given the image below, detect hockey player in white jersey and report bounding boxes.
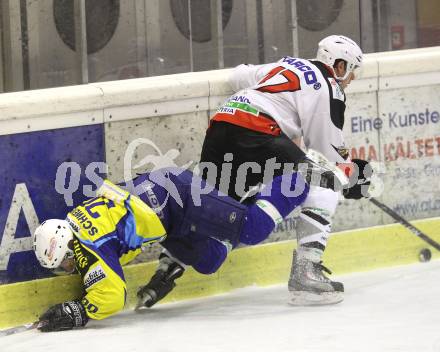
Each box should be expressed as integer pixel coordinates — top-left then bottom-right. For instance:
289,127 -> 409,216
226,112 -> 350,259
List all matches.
200,35 -> 372,305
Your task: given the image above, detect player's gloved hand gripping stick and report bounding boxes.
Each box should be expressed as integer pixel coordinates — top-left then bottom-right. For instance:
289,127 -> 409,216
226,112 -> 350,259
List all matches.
330,157 -> 440,255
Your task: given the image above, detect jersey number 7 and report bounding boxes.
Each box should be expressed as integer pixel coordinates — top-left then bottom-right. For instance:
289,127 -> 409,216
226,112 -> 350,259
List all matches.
256,66 -> 301,93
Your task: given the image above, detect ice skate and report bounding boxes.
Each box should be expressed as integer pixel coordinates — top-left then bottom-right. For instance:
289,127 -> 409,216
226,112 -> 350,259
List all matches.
136,253 -> 185,310
288,249 -> 343,306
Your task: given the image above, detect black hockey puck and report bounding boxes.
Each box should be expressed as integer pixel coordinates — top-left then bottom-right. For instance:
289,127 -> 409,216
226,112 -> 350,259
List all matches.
419,248 -> 432,262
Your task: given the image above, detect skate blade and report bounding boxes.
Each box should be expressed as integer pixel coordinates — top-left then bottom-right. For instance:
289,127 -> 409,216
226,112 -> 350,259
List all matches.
288,290 -> 344,306
134,302 -> 145,312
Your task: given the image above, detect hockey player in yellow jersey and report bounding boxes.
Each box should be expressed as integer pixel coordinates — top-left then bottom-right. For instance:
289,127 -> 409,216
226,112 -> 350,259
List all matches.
33,178 -> 169,331
33,161 -> 371,332
33,166 -> 315,332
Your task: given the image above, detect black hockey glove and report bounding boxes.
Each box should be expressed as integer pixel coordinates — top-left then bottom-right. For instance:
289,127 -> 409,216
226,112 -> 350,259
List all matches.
38,300 -> 89,332
342,159 -> 372,200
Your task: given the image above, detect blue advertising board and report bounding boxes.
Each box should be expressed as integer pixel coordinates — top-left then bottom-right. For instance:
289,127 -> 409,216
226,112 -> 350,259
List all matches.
0,124 -> 105,283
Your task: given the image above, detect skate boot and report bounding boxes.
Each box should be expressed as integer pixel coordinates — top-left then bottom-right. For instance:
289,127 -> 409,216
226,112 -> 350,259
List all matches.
136,252 -> 185,309
288,248 -> 343,306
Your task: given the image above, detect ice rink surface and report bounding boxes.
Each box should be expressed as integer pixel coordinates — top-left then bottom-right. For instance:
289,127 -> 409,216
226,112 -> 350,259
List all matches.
2,260 -> 440,352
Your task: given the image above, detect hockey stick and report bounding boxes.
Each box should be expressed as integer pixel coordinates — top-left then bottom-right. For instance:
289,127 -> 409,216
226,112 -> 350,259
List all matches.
0,321 -> 41,337
369,197 -> 440,251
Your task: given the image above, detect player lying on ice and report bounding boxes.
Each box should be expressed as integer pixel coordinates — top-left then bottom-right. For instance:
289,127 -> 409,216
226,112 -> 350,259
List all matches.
32,151 -> 374,332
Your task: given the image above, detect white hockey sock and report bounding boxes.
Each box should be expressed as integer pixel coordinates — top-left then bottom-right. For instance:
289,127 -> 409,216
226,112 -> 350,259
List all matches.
296,246 -> 324,263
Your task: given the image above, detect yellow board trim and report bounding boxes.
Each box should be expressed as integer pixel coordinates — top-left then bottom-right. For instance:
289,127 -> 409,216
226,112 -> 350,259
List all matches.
1,217 -> 439,329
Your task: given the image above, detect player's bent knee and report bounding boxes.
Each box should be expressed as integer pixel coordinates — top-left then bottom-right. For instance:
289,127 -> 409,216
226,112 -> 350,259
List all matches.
240,173 -> 309,246
192,239 -> 228,274
239,204 -> 274,245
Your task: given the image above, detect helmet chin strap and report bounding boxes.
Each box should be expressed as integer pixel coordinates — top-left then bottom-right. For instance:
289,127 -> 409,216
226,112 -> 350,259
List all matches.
54,252 -> 76,275
333,68 -> 352,82
324,63 -> 349,82
331,59 -> 357,82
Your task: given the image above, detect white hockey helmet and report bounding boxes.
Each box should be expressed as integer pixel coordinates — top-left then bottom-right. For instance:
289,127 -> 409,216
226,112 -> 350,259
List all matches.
316,35 -> 363,80
33,219 -> 74,269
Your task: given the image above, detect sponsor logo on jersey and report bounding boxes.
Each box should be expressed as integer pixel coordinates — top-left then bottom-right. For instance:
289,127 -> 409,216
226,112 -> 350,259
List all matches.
72,239 -> 98,275
218,106 -> 235,114
84,264 -> 107,289
230,95 -> 251,104
328,78 -> 345,102
66,216 -> 80,233
281,56 -> 318,85
142,183 -> 165,219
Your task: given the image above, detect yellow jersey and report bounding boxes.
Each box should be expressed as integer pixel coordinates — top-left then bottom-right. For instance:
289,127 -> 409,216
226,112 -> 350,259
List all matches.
66,184 -> 166,320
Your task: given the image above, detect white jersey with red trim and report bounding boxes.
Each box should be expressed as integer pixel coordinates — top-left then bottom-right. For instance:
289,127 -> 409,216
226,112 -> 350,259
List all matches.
227,56 -> 350,163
